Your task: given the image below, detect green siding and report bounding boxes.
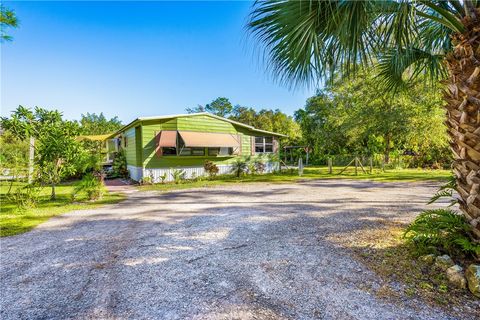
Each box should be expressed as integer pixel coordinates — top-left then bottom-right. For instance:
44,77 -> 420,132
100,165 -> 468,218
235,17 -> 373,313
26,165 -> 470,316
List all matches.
124,127 -> 137,166
176,115 -> 236,133
135,126 -> 142,167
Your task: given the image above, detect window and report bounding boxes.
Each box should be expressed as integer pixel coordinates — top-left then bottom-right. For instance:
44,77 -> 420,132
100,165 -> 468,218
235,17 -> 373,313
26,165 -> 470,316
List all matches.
179,147 -> 205,156
208,147 -> 233,156
255,136 -> 274,154
162,147 -> 177,155
124,137 -> 128,148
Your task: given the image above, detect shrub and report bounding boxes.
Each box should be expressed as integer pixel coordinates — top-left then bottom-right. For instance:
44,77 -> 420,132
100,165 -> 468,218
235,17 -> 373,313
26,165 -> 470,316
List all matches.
7,183 -> 42,210
72,173 -> 105,201
254,160 -> 266,174
140,171 -> 154,185
159,173 -> 167,184
204,160 -> 219,178
230,159 -> 247,178
112,150 -> 129,178
171,169 -> 186,184
403,209 -> 480,258
140,176 -> 153,185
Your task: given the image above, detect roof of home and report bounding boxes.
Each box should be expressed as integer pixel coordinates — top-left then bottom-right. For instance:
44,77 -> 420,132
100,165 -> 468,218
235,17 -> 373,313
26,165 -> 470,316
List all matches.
108,112 -> 287,138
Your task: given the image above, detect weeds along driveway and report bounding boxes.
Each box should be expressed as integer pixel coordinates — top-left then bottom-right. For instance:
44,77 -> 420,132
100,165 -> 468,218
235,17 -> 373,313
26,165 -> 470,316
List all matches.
0,179 -> 461,319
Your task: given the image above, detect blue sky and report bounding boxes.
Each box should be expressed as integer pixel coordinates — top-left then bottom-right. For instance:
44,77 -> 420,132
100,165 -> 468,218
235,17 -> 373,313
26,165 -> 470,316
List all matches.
1,1 -> 315,123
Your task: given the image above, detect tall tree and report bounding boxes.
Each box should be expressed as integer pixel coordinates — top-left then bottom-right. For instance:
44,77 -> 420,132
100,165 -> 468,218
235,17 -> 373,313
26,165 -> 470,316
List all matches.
187,97 -> 233,117
1,5 -> 18,42
296,71 -> 449,163
248,1 -> 480,240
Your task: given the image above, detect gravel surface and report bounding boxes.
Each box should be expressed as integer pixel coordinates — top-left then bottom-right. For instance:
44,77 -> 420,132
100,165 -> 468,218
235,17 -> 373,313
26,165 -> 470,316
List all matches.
0,180 -> 470,319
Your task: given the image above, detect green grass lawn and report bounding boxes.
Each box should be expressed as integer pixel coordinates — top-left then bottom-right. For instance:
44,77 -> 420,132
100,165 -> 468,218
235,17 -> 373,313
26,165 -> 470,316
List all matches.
140,166 -> 451,192
0,181 -> 124,237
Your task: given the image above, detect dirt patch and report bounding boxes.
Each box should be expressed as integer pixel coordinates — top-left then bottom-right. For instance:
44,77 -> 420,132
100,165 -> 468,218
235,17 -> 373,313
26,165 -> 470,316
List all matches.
327,222 -> 480,319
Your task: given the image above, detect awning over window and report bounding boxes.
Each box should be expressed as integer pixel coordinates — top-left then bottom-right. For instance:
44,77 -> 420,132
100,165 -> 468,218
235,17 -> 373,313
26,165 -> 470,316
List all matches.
158,130 -> 177,147
178,131 -> 240,148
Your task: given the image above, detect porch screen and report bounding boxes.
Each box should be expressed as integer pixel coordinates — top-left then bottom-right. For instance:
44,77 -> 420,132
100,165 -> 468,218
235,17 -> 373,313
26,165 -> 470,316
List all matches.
178,131 -> 240,148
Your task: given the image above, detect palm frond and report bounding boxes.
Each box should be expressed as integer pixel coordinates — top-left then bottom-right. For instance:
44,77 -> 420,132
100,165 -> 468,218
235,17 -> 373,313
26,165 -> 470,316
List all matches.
377,46 -> 447,91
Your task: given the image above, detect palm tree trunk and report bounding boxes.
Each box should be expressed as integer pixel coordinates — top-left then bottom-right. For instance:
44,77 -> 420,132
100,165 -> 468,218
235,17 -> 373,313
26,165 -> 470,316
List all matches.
444,9 -> 480,241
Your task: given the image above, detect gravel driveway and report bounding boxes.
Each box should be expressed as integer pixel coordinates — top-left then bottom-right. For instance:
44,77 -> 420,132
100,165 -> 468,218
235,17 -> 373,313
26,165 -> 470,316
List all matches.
0,180 -> 469,319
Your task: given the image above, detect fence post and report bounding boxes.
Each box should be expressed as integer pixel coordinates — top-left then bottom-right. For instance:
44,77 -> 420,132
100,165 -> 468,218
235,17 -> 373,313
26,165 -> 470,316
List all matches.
354,157 -> 358,175
369,157 -> 373,174
328,158 -> 332,174
28,137 -> 35,184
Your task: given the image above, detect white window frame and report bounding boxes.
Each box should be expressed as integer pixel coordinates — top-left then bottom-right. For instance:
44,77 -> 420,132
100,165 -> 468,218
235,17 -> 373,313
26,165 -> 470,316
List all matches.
255,136 -> 274,154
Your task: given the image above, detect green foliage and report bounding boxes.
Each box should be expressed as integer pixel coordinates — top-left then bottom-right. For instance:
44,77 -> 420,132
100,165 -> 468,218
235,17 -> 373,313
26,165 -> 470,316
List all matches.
1,4 -> 18,42
140,171 -> 154,185
187,97 -> 233,117
158,173 -> 167,184
111,149 -> 129,178
249,159 -> 266,175
230,106 -> 301,146
72,173 -> 105,201
171,169 -> 186,184
7,183 -> 42,210
204,160 -> 219,178
294,69 -> 450,166
1,106 -> 84,199
230,159 -> 248,178
79,112 -> 123,135
428,176 -> 457,206
0,131 -> 29,192
187,97 -> 301,146
403,209 -> 480,257
247,0 -> 464,89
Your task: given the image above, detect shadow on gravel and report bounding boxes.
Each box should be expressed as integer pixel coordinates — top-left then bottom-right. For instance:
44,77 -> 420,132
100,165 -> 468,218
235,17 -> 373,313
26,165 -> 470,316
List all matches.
2,180 -> 459,319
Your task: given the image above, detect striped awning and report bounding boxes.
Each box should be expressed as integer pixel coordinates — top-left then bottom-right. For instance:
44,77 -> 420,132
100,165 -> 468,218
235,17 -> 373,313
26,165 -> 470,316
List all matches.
178,131 -> 240,148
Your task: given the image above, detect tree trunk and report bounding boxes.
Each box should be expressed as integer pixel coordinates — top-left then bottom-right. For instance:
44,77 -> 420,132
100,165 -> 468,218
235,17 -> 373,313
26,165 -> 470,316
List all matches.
51,184 -> 56,200
384,134 -> 391,164
444,9 -> 480,241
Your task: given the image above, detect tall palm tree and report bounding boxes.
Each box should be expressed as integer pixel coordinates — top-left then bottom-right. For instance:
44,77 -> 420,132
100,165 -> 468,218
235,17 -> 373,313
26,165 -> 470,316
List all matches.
247,0 -> 480,241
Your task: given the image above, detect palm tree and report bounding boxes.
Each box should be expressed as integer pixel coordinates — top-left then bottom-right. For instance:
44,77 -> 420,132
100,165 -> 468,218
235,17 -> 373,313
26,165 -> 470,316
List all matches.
247,0 -> 480,241
1,4 -> 18,41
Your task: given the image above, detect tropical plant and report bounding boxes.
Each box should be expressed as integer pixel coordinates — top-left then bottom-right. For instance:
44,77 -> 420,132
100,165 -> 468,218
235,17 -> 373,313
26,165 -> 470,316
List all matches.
159,173 -> 167,184
7,183 -> 42,210
204,160 -> 219,178
171,169 -> 186,184
231,159 -> 248,178
72,172 -> 105,201
404,209 -> 480,258
1,4 -> 18,42
248,0 -> 480,241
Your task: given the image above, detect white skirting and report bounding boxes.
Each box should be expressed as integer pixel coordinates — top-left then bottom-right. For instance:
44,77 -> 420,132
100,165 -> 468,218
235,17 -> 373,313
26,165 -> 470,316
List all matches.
129,162 -> 280,183
127,165 -> 143,182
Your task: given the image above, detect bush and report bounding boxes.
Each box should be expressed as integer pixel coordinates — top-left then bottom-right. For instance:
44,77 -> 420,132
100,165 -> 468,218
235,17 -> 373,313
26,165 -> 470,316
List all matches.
112,150 -> 129,178
7,183 -> 42,210
72,173 -> 105,201
230,159 -> 247,178
159,173 -> 167,184
254,160 -> 266,174
204,160 -> 219,178
171,169 -> 186,184
403,209 -> 480,258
